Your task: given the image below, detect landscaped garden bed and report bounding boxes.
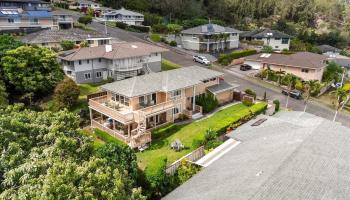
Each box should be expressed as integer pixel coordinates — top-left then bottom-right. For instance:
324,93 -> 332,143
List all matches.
137,102 -> 267,172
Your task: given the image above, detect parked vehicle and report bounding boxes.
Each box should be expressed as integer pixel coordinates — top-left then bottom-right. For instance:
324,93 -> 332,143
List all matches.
282,89 -> 303,99
240,64 -> 252,71
193,55 -> 210,65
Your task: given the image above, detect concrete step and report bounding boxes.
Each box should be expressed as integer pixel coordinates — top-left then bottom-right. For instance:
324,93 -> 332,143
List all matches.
192,112 -> 203,120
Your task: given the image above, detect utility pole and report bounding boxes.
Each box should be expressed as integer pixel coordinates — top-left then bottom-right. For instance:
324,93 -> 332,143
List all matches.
104,20 -> 108,35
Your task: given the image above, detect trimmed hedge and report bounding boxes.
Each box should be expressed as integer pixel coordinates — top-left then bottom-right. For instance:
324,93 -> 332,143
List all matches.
218,49 -> 257,66
129,25 -> 150,32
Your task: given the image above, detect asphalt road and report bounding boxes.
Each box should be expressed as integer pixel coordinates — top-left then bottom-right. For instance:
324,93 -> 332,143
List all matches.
81,14 -> 350,127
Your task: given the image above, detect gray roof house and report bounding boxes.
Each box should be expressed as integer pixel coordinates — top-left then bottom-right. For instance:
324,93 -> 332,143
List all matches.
240,29 -> 293,51
21,28 -> 115,49
180,24 -> 241,52
58,42 -> 168,83
164,111 -> 350,200
102,7 -> 144,25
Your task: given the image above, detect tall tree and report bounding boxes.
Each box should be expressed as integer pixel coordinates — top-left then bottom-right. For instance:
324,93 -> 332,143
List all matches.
1,46 -> 64,98
0,104 -> 145,199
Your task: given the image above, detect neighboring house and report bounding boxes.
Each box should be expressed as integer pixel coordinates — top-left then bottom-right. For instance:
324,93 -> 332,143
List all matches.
58,42 -> 168,83
328,58 -> 350,76
88,66 -> 238,148
318,44 -> 341,58
240,29 -> 292,51
69,0 -> 100,10
164,111 -> 350,200
101,7 -> 144,25
0,0 -> 51,11
52,10 -> 74,30
180,24 -> 240,52
244,52 -> 327,81
0,8 -> 54,31
21,28 -> 115,49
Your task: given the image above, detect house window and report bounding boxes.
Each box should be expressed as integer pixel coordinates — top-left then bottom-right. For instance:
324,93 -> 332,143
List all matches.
173,104 -> 181,114
282,38 -> 289,44
8,18 -> 14,23
275,46 -> 279,49
232,33 -> 237,36
84,73 -> 91,79
275,38 -> 281,40
98,58 -> 102,62
87,59 -> 90,64
256,37 -> 262,40
30,18 -> 38,24
302,69 -> 309,73
96,71 -> 102,78
78,60 -> 82,65
210,78 -> 216,81
170,90 -> 181,99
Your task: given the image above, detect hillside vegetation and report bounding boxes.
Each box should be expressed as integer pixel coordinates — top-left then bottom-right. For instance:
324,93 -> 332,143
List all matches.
99,0 -> 350,48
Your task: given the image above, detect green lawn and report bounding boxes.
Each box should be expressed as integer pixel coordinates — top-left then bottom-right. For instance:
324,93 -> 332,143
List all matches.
70,83 -> 103,113
137,102 -> 267,171
161,59 -> 181,71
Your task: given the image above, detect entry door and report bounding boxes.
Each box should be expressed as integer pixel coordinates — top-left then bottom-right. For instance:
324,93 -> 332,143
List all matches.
103,71 -> 108,79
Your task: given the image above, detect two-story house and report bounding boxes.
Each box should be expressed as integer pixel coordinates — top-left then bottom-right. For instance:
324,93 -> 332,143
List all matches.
21,28 -> 116,50
52,10 -> 73,30
0,0 -> 51,11
180,24 -> 241,52
88,66 -> 238,148
240,29 -> 293,51
101,7 -> 144,25
58,42 -> 168,83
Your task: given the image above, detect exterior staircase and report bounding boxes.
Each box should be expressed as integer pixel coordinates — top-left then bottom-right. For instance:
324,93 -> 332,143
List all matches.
129,111 -> 151,148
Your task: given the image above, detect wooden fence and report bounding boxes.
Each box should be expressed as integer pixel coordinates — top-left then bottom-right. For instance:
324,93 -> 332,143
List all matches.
165,146 -> 205,175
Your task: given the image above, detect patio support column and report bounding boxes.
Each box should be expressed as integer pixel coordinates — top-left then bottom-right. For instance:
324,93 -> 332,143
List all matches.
207,38 -> 209,52
192,86 -> 196,111
112,119 -> 115,130
89,108 -> 93,127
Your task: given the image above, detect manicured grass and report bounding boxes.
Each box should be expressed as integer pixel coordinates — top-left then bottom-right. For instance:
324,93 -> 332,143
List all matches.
137,102 -> 267,171
150,33 -> 161,42
161,59 -> 181,71
93,128 -> 128,147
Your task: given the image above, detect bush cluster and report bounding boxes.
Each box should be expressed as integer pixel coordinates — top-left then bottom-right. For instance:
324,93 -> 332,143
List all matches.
218,49 -> 257,66
196,93 -> 219,113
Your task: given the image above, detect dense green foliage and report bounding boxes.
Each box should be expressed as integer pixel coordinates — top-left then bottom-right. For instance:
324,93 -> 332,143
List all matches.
175,160 -> 201,184
53,77 -> 80,110
273,99 -> 280,112
218,49 -> 257,66
60,40 -> 75,50
195,93 -> 219,113
78,16 -> 92,24
245,89 -> 257,98
0,104 -> 145,199
0,35 -> 23,58
261,45 -> 273,53
0,79 -> 8,107
1,46 -> 64,99
323,62 -> 344,83
150,33 -> 161,42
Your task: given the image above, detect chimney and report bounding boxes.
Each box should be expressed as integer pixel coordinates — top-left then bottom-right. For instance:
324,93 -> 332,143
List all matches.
105,44 -> 112,52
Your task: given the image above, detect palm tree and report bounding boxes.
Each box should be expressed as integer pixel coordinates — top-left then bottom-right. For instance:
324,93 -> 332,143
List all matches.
302,82 -> 310,112
333,87 -> 350,121
275,69 -> 286,85
265,66 -> 273,81
282,73 -> 297,109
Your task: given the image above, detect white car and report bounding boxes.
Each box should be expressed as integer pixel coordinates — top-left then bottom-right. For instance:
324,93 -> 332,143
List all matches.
193,55 -> 210,65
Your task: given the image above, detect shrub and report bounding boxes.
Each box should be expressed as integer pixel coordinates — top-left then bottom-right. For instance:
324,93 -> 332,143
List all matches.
205,140 -> 223,150
150,34 -> 161,42
273,99 -> 280,112
169,41 -> 177,47
129,25 -> 150,32
261,45 -> 273,53
53,77 -> 80,109
218,49 -> 257,66
60,40 -> 75,51
115,21 -> 128,29
152,24 -> 168,34
195,93 -> 219,113
242,99 -> 253,107
245,89 -> 256,98
78,16 -> 92,25
175,160 -> 201,184
204,128 -> 217,143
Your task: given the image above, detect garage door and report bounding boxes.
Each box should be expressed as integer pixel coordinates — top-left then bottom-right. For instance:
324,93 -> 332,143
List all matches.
244,61 -> 262,70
